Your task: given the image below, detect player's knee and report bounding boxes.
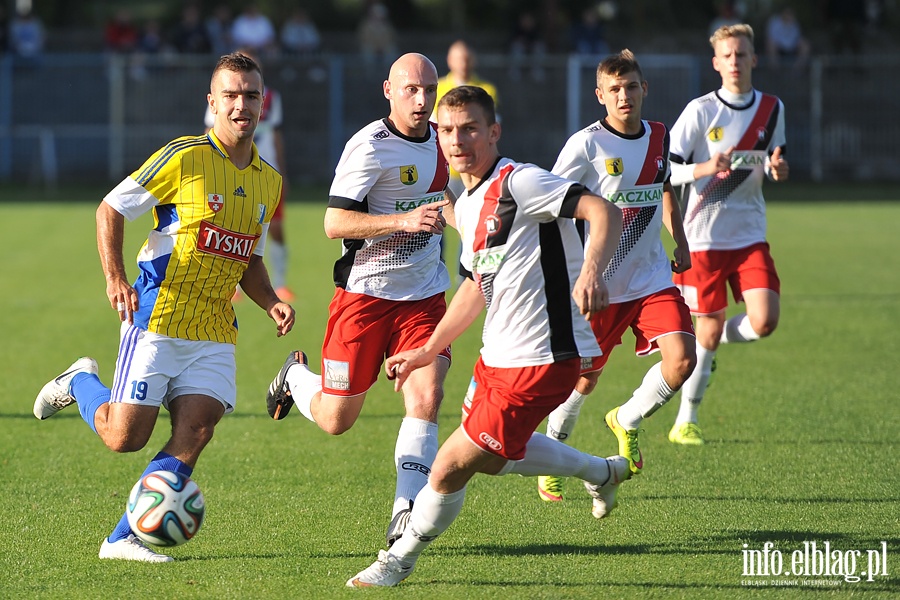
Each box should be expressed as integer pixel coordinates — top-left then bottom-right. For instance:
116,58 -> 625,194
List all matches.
576,374 -> 599,395
751,315 -> 779,338
102,432 -> 150,454
317,414 -> 355,436
669,353 -> 697,387
405,387 -> 444,422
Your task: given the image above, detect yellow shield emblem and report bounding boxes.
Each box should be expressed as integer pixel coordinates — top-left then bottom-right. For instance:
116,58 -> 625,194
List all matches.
605,157 -> 623,176
708,127 -> 724,142
399,164 -> 418,185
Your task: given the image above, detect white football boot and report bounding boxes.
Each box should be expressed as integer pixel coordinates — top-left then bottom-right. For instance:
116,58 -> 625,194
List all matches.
584,455 -> 631,519
33,357 -> 99,420
346,550 -> 414,588
99,534 -> 173,563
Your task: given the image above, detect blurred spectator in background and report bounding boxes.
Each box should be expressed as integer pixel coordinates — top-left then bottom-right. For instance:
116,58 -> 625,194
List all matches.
129,19 -> 167,81
281,8 -> 320,56
509,10 -> 547,81
825,0 -> 866,54
105,9 -> 140,54
206,4 -> 234,56
10,8 -> 45,64
708,1 -> 742,37
765,6 -> 810,68
231,4 -> 277,57
172,4 -> 212,54
0,6 -> 10,54
358,1 -> 398,73
570,4 -> 611,56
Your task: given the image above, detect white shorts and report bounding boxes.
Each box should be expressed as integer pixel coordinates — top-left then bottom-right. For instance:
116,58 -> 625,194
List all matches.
111,323 -> 237,413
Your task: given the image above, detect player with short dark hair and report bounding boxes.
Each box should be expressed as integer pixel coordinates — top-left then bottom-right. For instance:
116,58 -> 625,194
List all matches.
33,52 -> 294,562
668,24 -> 789,444
537,49 -> 696,502
347,85 -> 629,587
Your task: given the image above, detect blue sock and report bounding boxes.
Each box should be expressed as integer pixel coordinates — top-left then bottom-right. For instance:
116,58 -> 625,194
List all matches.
71,373 -> 110,434
108,452 -> 194,543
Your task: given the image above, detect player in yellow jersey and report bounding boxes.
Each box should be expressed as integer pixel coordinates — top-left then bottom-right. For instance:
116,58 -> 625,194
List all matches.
435,40 -> 499,199
33,52 -> 295,562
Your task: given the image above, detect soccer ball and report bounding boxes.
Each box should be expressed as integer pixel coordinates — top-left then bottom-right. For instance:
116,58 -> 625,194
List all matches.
126,470 -> 205,547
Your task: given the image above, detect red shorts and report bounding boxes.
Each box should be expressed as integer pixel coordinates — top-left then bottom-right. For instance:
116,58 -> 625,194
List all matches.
461,357 -> 581,461
321,288 -> 451,396
673,242 -> 780,316
583,287 -> 694,373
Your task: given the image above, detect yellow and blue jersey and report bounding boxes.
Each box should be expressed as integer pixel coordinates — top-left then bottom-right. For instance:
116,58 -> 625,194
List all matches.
104,132 -> 282,344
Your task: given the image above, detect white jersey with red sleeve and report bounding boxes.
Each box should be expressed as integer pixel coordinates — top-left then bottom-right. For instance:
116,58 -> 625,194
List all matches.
456,157 -> 601,368
328,118 -> 450,300
669,88 -> 786,251
553,119 -> 672,303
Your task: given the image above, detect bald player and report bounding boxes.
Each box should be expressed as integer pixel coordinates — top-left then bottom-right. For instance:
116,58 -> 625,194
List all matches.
33,52 -> 294,563
265,53 -> 452,547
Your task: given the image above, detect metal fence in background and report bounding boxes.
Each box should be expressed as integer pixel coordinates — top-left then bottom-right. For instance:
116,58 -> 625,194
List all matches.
0,52 -> 898,189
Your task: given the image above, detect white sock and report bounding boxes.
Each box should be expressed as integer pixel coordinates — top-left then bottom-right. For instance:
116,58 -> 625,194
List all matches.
392,418 -> 438,517
503,432 -> 612,485
285,361 -> 322,423
616,362 -> 676,430
675,344 -> 715,424
545,390 -> 587,441
388,484 -> 466,566
268,240 -> 288,289
720,313 -> 760,344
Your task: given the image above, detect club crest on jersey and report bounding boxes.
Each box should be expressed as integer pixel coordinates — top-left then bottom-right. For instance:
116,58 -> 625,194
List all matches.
605,157 -> 623,176
399,164 -> 418,185
257,203 -> 266,224
708,127 -> 724,142
656,156 -> 666,171
484,214 -> 501,234
756,126 -> 768,142
208,193 -> 224,213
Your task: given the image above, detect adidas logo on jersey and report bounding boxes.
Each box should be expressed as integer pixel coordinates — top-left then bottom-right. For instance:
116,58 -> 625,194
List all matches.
234,186 -> 247,197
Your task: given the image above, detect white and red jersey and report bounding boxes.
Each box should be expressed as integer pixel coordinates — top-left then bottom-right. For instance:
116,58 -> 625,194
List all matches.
204,86 -> 283,171
669,88 -> 786,251
553,119 -> 672,303
457,157 -> 601,368
329,119 -> 450,300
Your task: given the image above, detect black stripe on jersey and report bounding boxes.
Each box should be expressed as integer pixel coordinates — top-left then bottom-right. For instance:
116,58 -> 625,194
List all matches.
459,264 -> 474,281
558,183 -> 586,219
136,137 -> 208,186
755,98 -> 781,152
329,195 -> 369,288
670,153 -> 687,165
655,130 -> 671,184
538,222 -> 578,361
487,176 -> 519,249
328,195 -> 367,211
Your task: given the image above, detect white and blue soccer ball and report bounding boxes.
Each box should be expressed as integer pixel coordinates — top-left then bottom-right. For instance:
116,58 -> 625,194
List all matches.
126,470 -> 205,547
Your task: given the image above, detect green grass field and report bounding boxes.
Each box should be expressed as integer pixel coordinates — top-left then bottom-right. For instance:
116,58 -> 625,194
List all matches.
1,186 -> 898,598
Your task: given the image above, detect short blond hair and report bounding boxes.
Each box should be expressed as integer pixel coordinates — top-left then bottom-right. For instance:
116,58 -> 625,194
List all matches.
709,24 -> 755,49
